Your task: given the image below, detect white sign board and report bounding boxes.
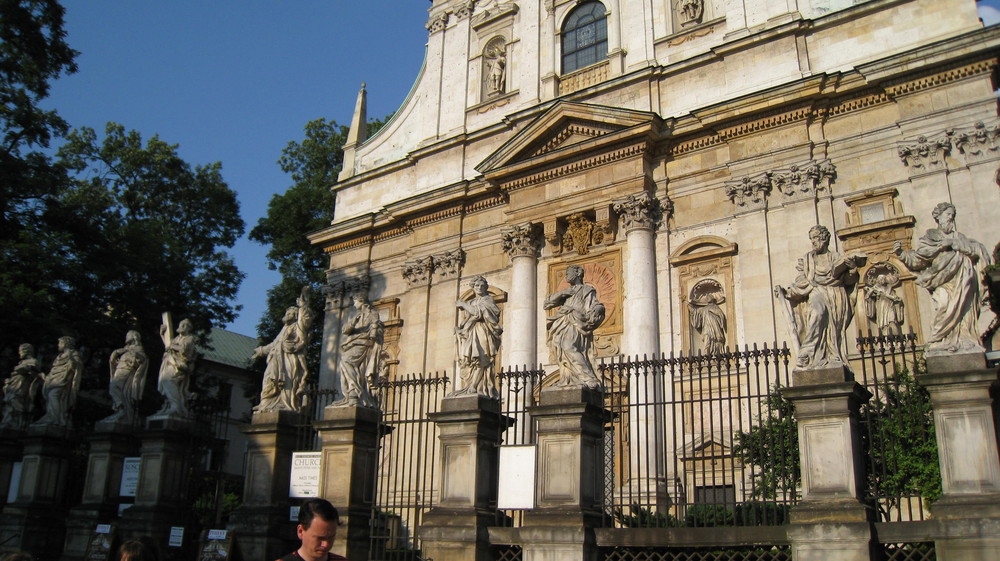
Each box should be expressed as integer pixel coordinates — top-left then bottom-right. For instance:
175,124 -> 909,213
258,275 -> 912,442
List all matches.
498,445 -> 536,510
289,452 -> 322,498
95,524 -> 112,534
289,506 -> 300,522
119,457 -> 141,497
6,461 -> 21,503
168,526 -> 184,547
207,529 -> 227,540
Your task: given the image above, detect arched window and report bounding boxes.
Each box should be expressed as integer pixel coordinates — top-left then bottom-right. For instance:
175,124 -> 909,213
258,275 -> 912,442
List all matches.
561,2 -> 608,74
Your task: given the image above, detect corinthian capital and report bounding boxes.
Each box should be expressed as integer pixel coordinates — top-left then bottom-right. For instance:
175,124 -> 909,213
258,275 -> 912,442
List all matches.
613,192 -> 663,234
501,223 -> 542,260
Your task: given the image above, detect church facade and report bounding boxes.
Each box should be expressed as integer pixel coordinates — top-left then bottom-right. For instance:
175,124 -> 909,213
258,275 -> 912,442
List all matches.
310,0 -> 1000,393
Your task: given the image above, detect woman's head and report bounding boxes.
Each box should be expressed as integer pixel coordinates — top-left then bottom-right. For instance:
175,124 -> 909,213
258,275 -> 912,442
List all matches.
118,538 -> 158,561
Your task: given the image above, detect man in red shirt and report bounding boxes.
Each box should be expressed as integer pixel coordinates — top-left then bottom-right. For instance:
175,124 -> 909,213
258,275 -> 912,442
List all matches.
277,499 -> 347,561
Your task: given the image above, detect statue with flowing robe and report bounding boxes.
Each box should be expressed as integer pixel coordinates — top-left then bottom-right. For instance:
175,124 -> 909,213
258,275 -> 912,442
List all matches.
1,343 -> 42,429
254,286 -> 314,413
103,330 -> 149,425
775,225 -> 866,370
334,295 -> 383,408
156,317 -> 197,418
544,265 -> 605,389
894,202 -> 991,354
453,276 -> 502,398
34,336 -> 83,427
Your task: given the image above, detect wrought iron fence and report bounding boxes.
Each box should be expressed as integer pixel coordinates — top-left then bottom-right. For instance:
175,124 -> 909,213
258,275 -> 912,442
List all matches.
368,372 -> 450,561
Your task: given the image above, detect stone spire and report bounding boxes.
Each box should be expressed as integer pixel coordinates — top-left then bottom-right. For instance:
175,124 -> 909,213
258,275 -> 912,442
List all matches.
338,83 -> 368,181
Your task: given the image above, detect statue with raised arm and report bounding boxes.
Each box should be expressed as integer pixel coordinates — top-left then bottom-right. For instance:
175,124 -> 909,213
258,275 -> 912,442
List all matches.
1,344 -> 42,429
893,202 -> 991,354
34,336 -> 83,427
864,273 -> 905,335
254,286 -> 315,413
156,317 -> 197,418
334,294 -> 382,408
453,275 -> 502,399
544,265 -> 605,389
102,330 -> 149,425
774,225 -> 866,370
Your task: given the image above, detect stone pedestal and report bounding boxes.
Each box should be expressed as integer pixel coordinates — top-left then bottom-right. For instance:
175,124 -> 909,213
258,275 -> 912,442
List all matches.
419,395 -> 513,561
228,410 -> 304,561
117,418 -> 198,553
62,426 -> 139,561
520,386 -> 610,561
0,424 -> 75,559
781,366 -> 875,561
314,404 -> 383,561
0,429 -> 24,509
918,353 -> 1000,560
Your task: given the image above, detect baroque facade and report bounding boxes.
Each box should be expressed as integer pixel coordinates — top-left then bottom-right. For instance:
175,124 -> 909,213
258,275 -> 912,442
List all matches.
310,0 -> 1000,391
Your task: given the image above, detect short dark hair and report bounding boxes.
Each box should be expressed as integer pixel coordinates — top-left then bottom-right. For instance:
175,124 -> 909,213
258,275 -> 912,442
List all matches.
299,498 -> 340,529
118,537 -> 159,561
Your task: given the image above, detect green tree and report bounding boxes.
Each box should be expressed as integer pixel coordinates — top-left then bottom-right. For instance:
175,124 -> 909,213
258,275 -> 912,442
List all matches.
0,0 -> 78,358
250,116 -> 389,380
732,387 -> 800,501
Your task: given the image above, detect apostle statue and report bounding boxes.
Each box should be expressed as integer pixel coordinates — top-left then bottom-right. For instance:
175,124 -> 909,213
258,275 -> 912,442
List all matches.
544,264 -> 605,389
893,202 -> 991,354
774,225 -> 866,370
452,275 -> 502,399
33,336 -> 83,427
864,273 -> 905,335
334,294 -> 383,408
0,343 -> 42,429
102,330 -> 149,425
688,291 -> 727,356
254,286 -> 315,413
155,316 -> 197,418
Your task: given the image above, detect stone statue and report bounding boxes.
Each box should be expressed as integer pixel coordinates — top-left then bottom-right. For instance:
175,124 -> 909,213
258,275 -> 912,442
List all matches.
544,265 -> 605,389
688,291 -> 727,355
156,317 -> 197,418
864,273 -> 905,335
486,43 -> 506,95
0,344 -> 42,429
334,294 -> 382,408
774,225 -> 866,370
34,336 -> 83,427
102,330 -> 149,425
893,202 -> 991,354
452,275 -> 502,399
254,286 -> 314,413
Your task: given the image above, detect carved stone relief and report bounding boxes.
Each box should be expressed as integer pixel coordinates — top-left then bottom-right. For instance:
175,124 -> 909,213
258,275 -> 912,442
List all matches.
897,134 -> 950,172
612,191 -> 668,234
323,274 -> 371,310
896,120 -> 1000,173
403,249 -> 466,286
687,279 -> 727,356
862,264 -> 905,335
677,0 -> 704,26
725,159 -> 836,210
426,11 -> 449,34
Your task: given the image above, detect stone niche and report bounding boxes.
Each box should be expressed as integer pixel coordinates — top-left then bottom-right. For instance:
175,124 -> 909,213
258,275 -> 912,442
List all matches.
670,236 -> 738,355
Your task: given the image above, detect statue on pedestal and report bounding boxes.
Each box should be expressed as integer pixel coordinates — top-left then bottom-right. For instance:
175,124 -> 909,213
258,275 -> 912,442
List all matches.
0,343 -> 42,429
155,317 -> 196,418
774,225 -> 866,370
544,265 -> 605,389
333,294 -> 382,408
894,202 -> 991,354
34,336 -> 83,427
102,330 -> 149,425
254,286 -> 314,413
452,276 -> 502,399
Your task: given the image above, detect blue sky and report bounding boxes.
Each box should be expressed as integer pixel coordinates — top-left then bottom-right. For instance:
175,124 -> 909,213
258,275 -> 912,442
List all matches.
41,1 -> 1000,337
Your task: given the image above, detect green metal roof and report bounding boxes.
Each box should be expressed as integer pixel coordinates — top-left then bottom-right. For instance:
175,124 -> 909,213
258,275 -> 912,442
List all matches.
199,327 -> 259,369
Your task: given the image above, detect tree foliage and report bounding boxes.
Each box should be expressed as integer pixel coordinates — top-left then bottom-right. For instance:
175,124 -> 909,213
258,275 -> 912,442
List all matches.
250,115 -> 389,378
732,387 -> 800,501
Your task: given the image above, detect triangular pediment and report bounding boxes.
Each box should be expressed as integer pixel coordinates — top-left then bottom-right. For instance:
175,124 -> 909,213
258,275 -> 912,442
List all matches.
476,101 -> 664,177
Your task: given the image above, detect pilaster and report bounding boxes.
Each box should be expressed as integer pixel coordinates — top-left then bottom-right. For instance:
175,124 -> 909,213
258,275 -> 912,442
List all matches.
229,410 -> 305,561
314,404 -> 384,561
419,395 -> 513,561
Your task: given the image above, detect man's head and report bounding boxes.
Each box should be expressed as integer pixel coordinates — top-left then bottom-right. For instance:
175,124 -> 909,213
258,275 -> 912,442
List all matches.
58,336 -> 75,352
932,202 -> 957,233
297,499 -> 340,561
566,265 -> 584,284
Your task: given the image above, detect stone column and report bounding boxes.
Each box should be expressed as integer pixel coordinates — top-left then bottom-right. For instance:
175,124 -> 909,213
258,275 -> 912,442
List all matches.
612,192 -> 669,509
63,425 -> 139,561
501,223 -> 542,370
520,387 -> 610,561
781,366 -> 875,561
0,425 -> 75,559
419,395 -> 513,561
918,353 -> 1000,559
314,405 -> 383,561
117,418 -> 198,550
228,410 -> 304,561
